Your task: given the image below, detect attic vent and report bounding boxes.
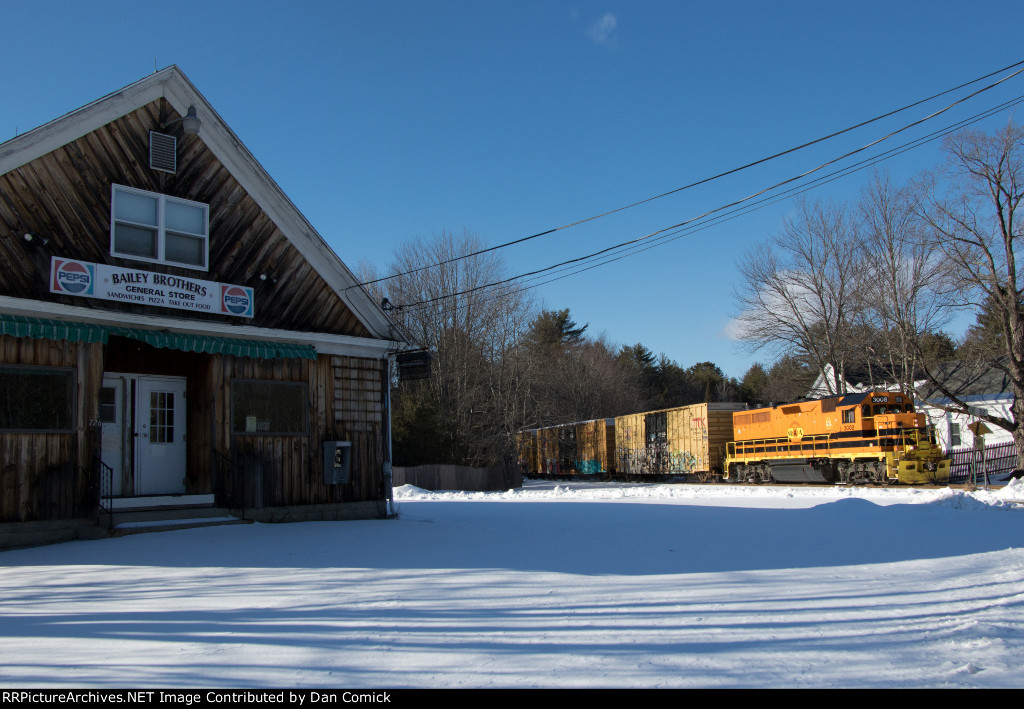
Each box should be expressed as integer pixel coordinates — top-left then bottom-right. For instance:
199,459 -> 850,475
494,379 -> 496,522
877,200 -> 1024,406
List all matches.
149,131 -> 177,173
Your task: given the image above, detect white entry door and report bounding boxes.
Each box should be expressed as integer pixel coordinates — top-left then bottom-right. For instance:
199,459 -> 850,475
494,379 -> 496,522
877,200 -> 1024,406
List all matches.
136,376 -> 187,495
99,376 -> 125,496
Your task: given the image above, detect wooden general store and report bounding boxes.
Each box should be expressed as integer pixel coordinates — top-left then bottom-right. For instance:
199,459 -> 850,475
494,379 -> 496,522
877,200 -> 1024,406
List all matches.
0,67 -> 404,544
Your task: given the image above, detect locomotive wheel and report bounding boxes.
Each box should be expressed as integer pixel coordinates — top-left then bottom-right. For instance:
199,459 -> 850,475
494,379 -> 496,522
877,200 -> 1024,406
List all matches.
871,462 -> 887,485
837,462 -> 852,485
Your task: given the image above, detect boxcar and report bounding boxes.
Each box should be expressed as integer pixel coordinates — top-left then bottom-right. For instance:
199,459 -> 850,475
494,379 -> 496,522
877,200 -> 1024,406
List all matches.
614,402 -> 746,480
527,418 -> 616,476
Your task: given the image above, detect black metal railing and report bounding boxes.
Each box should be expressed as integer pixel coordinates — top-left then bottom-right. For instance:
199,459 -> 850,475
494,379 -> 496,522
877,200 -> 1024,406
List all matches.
947,441 -> 1018,484
95,456 -> 114,529
213,448 -> 247,517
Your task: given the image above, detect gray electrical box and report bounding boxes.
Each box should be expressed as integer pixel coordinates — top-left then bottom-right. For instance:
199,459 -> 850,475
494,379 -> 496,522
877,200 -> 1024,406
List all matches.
323,441 -> 352,485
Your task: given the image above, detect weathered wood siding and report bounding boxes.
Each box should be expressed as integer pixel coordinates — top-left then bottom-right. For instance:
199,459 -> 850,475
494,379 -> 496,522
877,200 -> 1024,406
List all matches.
0,336 -> 102,522
393,464 -> 522,492
0,334 -> 390,521
0,99 -> 370,337
216,354 -> 386,510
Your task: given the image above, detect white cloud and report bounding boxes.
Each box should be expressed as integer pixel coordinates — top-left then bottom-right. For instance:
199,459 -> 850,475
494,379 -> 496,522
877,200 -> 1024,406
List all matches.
587,13 -> 618,47
722,316 -> 746,342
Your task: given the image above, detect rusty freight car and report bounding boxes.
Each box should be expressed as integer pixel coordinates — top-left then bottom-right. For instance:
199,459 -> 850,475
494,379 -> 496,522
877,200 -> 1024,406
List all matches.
526,418 -> 616,476
615,402 -> 745,480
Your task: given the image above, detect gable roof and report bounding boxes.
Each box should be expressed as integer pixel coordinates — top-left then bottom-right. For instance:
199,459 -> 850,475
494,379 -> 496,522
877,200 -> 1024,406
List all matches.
0,65 -> 399,343
918,360 -> 1014,401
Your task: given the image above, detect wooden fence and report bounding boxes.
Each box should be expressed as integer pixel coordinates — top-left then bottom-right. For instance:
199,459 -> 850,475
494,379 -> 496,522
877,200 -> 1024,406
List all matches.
392,464 -> 523,492
947,441 -> 1019,484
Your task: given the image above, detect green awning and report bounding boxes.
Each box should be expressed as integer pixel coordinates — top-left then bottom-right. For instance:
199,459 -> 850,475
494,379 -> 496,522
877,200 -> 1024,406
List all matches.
112,328 -> 317,360
0,314 -> 317,360
0,314 -> 108,343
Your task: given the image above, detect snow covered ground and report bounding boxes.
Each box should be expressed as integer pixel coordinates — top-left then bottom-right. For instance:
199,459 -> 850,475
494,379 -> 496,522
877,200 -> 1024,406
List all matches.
1,479 -> 1023,688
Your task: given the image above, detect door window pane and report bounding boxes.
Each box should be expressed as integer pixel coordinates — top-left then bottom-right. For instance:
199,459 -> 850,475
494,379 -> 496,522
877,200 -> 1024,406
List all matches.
150,391 -> 175,444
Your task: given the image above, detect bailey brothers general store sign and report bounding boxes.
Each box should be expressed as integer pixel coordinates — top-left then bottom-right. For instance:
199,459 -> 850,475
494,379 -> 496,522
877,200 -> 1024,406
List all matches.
50,257 -> 255,318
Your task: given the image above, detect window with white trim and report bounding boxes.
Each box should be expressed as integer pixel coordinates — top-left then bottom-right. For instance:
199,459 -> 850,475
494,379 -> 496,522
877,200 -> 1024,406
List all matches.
111,184 -> 209,270
949,421 -> 962,447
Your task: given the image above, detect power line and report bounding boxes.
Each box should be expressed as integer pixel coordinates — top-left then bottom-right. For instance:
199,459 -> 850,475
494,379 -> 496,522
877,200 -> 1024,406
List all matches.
392,90 -> 1024,319
352,59 -> 1024,292
393,69 -> 1024,312
523,94 -> 1024,292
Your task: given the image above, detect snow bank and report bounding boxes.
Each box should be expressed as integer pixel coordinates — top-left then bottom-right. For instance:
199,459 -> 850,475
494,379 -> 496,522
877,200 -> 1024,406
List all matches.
394,480 -> 1023,511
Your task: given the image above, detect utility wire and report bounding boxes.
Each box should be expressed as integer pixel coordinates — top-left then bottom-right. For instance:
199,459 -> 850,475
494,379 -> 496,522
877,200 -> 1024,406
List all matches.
393,88 -> 1024,317
395,93 -> 1024,320
395,68 -> 1024,310
352,59 -> 1024,292
518,93 -> 1024,293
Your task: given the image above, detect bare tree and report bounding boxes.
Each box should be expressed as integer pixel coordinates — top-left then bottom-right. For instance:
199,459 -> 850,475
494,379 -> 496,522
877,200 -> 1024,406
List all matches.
916,122 -> 1024,465
859,171 -> 955,392
734,198 -> 866,395
375,229 -> 535,466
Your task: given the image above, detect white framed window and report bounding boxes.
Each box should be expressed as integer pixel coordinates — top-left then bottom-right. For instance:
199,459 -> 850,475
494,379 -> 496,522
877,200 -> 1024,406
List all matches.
111,184 -> 209,270
949,421 -> 962,447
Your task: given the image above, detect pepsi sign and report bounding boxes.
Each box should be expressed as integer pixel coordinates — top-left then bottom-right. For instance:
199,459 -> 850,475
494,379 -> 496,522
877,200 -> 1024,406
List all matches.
221,285 -> 254,317
51,259 -> 95,296
48,256 -> 255,318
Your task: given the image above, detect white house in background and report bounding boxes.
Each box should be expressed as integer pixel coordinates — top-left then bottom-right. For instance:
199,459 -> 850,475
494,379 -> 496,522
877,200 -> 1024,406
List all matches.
807,363 -> 893,397
808,363 -> 1014,452
915,362 -> 1014,451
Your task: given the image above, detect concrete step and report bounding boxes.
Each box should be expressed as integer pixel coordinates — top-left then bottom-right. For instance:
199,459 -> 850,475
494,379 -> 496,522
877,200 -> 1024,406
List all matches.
109,494 -> 215,511
101,505 -> 252,535
107,506 -> 239,525
109,515 -> 253,536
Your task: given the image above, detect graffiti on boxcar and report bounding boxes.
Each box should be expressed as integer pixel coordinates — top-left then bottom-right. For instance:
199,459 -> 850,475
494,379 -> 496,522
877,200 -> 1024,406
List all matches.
691,416 -> 709,441
670,451 -> 700,473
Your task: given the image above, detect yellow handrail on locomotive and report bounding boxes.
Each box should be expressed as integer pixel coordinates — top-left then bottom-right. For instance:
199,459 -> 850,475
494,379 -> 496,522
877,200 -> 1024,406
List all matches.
729,432 -> 837,460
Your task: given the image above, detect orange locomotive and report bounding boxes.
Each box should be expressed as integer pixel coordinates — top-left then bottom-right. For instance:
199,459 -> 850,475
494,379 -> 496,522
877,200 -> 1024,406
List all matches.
724,391 -> 950,484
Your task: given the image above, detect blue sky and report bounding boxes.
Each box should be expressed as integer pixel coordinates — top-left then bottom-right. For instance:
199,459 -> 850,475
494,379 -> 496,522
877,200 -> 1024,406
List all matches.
3,1 -> 1023,377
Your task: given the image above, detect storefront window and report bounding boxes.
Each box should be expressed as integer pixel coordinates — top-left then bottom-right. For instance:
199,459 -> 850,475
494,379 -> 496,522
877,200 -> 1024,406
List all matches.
231,380 -> 307,435
0,366 -> 74,432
